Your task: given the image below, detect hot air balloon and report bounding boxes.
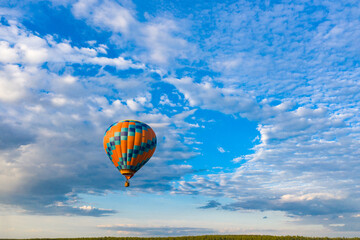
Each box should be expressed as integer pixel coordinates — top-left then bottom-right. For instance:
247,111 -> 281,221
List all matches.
103,120 -> 157,187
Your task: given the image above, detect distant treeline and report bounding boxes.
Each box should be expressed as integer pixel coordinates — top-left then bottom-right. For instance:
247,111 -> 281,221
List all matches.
6,235 -> 360,240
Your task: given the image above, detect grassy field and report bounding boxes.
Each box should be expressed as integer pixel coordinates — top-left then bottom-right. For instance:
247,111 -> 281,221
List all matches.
4,235 -> 360,240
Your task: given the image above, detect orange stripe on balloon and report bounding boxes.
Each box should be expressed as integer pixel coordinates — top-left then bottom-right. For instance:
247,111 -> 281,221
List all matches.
133,124 -> 147,167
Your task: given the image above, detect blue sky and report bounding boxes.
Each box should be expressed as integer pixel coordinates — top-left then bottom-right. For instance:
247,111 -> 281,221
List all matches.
0,0 -> 360,238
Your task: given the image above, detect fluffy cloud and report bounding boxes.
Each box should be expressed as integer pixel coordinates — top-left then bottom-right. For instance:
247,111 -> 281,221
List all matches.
164,0 -> 360,233
72,0 -> 137,35
0,20 -> 145,69
0,41 -> 18,63
0,64 -> 31,102
165,77 -> 259,116
0,15 -> 199,216
71,0 -> 194,64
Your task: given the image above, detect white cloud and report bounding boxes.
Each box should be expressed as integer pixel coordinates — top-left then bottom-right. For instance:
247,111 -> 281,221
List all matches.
140,19 -> 190,64
71,0 -> 193,64
16,35 -> 48,65
78,205 -> 94,211
126,98 -> 143,111
0,20 -> 148,105
165,1 -> 360,232
61,75 -> 77,84
73,0 -> 136,34
0,64 -> 30,102
184,137 -> 202,145
217,147 -> 226,153
0,41 -> 18,63
0,14 -> 202,217
51,95 -> 68,106
329,224 -> 345,227
160,94 -> 176,107
280,193 -> 344,202
0,21 -> 145,71
88,56 -> 145,70
232,156 -> 244,163
165,77 -> 259,116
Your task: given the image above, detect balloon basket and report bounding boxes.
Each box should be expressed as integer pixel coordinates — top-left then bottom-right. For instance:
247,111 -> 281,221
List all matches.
121,169 -> 135,187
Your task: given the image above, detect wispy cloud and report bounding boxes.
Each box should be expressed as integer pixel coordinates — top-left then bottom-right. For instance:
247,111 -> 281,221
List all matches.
217,147 -> 227,153
198,200 -> 221,209
71,0 -> 194,65
98,224 -> 217,236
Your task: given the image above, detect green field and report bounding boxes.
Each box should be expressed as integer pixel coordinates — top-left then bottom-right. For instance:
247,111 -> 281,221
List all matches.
4,235 -> 359,240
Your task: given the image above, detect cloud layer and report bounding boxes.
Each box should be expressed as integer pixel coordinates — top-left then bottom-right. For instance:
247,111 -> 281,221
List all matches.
98,224 -> 216,236
1,0 -> 360,236
0,6 -> 198,217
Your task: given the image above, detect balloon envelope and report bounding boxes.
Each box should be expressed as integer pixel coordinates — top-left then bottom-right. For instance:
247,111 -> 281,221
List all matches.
103,120 -> 157,184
